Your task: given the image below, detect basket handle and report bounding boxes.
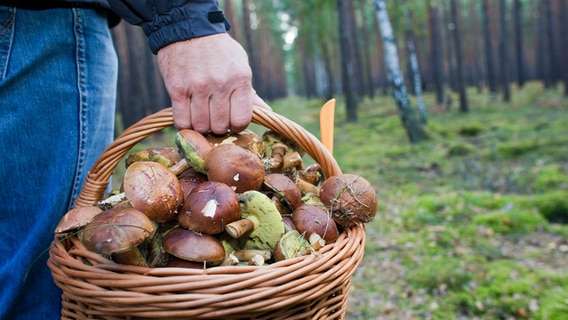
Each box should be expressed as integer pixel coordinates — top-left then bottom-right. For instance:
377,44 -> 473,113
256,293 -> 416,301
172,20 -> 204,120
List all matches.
74,106 -> 342,207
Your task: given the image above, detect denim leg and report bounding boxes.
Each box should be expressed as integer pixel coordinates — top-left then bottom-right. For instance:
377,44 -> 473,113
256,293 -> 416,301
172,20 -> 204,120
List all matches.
0,6 -> 117,319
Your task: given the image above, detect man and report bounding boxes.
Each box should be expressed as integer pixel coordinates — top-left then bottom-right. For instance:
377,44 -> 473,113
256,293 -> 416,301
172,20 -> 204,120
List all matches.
0,0 -> 267,318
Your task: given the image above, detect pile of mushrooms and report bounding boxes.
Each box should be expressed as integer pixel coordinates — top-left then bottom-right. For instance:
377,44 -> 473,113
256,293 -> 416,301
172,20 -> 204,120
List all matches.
55,129 -> 377,268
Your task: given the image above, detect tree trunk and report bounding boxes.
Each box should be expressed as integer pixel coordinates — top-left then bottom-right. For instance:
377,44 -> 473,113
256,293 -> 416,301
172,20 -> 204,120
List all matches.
535,1 -> 550,87
469,0 -> 484,93
428,1 -> 444,105
513,0 -> 525,88
373,0 -> 425,143
241,0 -> 263,94
338,0 -> 358,122
498,0 -> 510,102
560,0 -> 568,95
358,0 -> 375,98
403,0 -> 427,123
544,0 -> 558,87
481,0 -> 497,96
450,0 -> 468,112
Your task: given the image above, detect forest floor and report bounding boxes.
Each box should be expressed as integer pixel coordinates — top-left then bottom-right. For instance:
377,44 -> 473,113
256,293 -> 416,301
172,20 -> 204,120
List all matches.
111,82 -> 568,319
270,83 -> 568,320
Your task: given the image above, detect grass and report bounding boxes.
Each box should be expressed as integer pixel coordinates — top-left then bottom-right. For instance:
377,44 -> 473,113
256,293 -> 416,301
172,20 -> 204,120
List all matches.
111,82 -> 568,319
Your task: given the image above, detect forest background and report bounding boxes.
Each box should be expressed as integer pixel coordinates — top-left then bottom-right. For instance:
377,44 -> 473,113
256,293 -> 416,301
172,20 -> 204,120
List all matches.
109,0 -> 568,319
111,0 -> 567,131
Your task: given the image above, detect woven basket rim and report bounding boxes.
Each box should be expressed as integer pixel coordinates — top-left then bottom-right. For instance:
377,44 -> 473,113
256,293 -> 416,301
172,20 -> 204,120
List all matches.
48,106 -> 366,319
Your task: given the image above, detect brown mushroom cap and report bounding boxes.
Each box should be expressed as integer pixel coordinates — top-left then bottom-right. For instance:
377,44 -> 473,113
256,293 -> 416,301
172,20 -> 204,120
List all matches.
78,207 -> 155,255
204,144 -> 265,193
178,180 -> 241,234
123,161 -> 184,223
162,227 -> 226,266
319,173 -> 378,227
263,173 -> 302,211
292,204 -> 339,244
55,206 -> 102,234
178,169 -> 208,199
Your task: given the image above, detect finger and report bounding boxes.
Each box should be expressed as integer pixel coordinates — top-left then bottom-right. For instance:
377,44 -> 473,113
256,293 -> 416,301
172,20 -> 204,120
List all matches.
190,91 -> 211,133
171,95 -> 192,130
209,89 -> 231,134
229,86 -> 253,133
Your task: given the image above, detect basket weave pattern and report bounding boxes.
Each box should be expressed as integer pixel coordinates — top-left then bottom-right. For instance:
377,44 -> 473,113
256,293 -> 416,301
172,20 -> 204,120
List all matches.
48,107 -> 366,319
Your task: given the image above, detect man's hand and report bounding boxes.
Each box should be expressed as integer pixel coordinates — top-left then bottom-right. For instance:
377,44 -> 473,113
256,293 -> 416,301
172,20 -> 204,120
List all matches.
157,33 -> 269,134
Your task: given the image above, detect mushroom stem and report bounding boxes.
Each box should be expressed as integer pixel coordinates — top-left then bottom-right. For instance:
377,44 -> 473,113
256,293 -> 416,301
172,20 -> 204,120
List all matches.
308,233 -> 326,251
248,254 -> 265,266
233,249 -> 272,261
268,143 -> 287,171
219,253 -> 239,266
296,179 -> 320,195
225,216 -> 259,239
282,151 -> 304,171
169,158 -> 190,176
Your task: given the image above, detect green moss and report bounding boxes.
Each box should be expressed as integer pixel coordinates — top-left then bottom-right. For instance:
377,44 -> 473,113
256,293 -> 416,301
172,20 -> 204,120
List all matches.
458,123 -> 485,137
538,288 -> 568,320
447,142 -> 476,157
407,257 -> 473,292
531,191 -> 568,224
471,209 -> 548,235
533,164 -> 568,193
497,139 -> 540,158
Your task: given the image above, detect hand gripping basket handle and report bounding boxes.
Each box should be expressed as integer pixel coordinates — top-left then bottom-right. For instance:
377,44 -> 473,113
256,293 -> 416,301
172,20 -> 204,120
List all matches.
74,106 -> 342,208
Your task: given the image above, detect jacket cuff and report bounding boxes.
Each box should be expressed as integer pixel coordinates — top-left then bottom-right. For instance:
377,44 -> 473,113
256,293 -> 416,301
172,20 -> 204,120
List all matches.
142,3 -> 229,54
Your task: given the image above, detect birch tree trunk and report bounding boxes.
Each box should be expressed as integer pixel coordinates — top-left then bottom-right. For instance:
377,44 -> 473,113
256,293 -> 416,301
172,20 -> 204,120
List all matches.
403,0 -> 427,123
373,0 -> 425,143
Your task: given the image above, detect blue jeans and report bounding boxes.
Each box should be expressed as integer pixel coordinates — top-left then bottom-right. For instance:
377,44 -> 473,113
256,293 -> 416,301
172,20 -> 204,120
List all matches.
0,6 -> 117,319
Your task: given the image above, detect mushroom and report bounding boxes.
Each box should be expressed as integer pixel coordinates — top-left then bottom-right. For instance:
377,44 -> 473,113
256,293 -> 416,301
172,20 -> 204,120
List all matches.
204,144 -> 265,193
178,169 -> 208,198
122,161 -> 184,223
262,130 -> 305,172
175,129 -> 213,174
164,257 -> 205,269
54,205 -> 102,235
273,230 -> 313,262
125,146 -> 183,169
205,129 -> 265,157
299,163 -> 324,186
263,173 -> 302,214
319,173 -> 378,227
224,190 -> 285,251
292,203 -> 339,245
162,227 -> 226,266
178,180 -> 241,235
78,207 -> 156,267
232,249 -> 272,262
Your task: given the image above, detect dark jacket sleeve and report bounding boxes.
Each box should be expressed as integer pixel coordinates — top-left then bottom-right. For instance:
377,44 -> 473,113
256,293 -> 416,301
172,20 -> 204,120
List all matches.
107,0 -> 230,54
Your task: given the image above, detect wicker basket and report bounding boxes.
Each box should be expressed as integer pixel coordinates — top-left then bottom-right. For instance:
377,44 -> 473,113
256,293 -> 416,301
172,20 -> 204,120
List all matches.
48,106 -> 366,319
